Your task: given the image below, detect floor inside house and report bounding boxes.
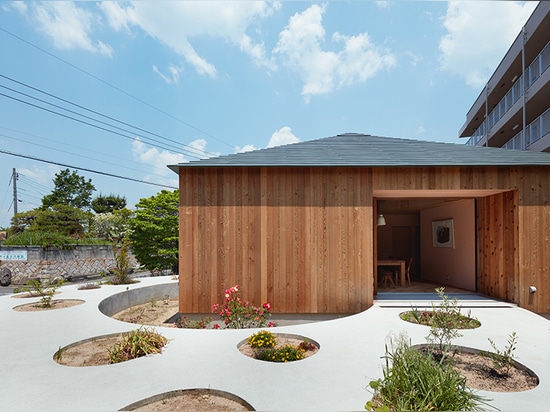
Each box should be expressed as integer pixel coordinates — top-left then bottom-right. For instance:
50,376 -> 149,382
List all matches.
376,279 -> 472,294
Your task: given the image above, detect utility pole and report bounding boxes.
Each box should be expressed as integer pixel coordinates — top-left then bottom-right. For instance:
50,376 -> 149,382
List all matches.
12,168 -> 18,216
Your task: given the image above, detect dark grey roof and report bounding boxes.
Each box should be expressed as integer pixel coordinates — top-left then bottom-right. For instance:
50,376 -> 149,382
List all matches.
169,133 -> 550,170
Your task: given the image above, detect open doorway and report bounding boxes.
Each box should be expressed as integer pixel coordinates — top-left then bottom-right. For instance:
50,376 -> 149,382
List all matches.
376,197 -> 476,293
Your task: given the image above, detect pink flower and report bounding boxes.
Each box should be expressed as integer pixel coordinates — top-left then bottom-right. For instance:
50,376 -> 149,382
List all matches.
213,324 -> 220,329
212,303 -> 219,311
268,322 -> 276,328
262,302 -> 272,311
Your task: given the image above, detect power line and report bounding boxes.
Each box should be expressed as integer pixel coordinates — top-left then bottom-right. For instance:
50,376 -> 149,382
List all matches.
0,26 -> 235,150
0,149 -> 177,190
0,129 -> 177,180
0,125 -> 173,178
0,74 -> 218,159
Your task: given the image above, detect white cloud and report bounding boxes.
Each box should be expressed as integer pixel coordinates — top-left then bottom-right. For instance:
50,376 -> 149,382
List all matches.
439,1 -> 538,88
100,1 -> 279,77
274,4 -> 396,102
131,138 -> 187,180
19,2 -> 113,56
267,126 -> 300,148
235,144 -> 257,153
152,64 -> 183,85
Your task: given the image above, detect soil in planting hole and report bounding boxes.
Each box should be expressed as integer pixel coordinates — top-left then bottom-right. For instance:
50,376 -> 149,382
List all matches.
124,390 -> 254,411
112,298 -> 179,326
13,299 -> 85,311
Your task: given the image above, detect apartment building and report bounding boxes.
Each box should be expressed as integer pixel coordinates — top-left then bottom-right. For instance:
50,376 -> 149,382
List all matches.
459,2 -> 550,152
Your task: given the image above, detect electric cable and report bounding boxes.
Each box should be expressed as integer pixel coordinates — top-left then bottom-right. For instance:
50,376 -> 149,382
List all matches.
0,26 -> 235,150
0,149 -> 177,190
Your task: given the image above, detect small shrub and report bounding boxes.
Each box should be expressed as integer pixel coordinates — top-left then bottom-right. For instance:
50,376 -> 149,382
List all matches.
212,285 -> 273,329
247,330 -> 276,349
176,316 -> 213,329
77,282 -> 101,290
108,327 -> 167,364
366,333 -> 490,411
483,332 -> 518,377
14,278 -> 61,308
255,345 -> 305,363
298,339 -> 317,352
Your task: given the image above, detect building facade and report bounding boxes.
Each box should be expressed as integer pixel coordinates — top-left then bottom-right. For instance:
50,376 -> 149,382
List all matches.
170,134 -> 550,315
459,2 -> 550,152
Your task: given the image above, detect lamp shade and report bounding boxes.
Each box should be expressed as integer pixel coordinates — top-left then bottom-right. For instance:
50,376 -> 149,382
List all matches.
377,214 -> 386,226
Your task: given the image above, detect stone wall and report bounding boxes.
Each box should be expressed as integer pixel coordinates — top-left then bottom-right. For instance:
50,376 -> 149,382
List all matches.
0,246 -> 139,285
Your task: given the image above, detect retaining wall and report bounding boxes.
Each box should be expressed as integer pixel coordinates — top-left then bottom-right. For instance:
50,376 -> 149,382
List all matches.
0,245 -> 139,285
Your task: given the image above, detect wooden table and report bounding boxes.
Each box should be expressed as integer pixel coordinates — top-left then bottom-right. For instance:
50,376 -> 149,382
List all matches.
377,259 -> 406,286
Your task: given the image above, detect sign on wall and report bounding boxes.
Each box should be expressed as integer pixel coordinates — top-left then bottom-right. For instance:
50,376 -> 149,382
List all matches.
0,250 -> 28,261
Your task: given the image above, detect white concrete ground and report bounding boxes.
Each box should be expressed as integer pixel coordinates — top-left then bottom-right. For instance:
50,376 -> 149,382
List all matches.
1,276 -> 549,411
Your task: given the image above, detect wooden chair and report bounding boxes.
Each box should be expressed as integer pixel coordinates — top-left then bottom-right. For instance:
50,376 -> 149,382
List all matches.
404,257 -> 413,286
379,266 -> 396,288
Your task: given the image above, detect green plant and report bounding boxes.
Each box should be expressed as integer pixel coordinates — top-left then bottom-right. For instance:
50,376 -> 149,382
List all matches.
163,294 -> 170,305
247,330 -> 276,349
255,345 -> 305,363
366,333 -> 490,411
111,238 -> 134,285
54,346 -> 64,362
176,316 -> 213,329
212,285 -> 274,329
150,298 -> 158,308
483,332 -> 518,377
108,327 -> 167,364
14,278 -> 61,308
424,287 -> 474,357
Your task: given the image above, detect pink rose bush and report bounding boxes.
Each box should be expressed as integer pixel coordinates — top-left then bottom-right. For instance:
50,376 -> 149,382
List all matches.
212,285 -> 274,329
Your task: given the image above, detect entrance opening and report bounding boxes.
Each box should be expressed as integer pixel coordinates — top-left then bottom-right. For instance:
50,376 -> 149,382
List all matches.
375,192 -> 483,295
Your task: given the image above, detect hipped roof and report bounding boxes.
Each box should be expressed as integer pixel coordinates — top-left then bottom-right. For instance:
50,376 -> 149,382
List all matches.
169,133 -> 550,171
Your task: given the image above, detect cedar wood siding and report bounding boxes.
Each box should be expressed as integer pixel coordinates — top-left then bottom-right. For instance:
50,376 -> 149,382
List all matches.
178,165 -> 550,314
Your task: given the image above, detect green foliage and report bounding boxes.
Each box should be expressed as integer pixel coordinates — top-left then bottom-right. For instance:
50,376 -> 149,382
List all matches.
483,332 -> 518,376
255,345 -> 305,362
128,190 -> 179,274
111,238 -> 134,285
41,169 -> 95,210
6,204 -> 93,247
425,288 -> 464,356
14,278 -> 62,308
108,327 -> 167,364
3,230 -> 74,247
247,330 -> 276,349
366,334 -> 489,411
175,316 -> 213,329
91,193 -> 127,214
92,209 -> 132,241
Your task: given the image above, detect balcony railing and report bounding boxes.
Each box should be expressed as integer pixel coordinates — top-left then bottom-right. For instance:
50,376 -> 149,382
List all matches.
503,107 -> 550,150
466,41 -> 550,148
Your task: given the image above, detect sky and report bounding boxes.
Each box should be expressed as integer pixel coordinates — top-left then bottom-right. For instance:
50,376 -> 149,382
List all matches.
0,1 -> 539,227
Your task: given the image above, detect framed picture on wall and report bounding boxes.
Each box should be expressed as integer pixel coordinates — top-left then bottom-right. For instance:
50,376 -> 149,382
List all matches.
432,219 -> 454,248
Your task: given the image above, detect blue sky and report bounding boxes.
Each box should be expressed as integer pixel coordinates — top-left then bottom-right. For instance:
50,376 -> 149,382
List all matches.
0,1 -> 539,227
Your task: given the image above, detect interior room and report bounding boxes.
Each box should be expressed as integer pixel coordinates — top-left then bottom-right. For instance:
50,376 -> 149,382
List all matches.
376,196 -> 476,293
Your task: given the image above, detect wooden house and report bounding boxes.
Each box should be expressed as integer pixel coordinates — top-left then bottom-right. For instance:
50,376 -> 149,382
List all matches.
169,133 -> 550,314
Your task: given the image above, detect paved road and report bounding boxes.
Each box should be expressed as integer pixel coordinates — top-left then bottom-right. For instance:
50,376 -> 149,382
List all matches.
0,286 -> 15,296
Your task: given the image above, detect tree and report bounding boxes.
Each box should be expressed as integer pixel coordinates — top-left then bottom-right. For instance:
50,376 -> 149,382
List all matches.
5,205 -> 93,247
42,169 -> 96,210
92,208 -> 133,241
92,193 -> 127,214
128,190 -> 179,274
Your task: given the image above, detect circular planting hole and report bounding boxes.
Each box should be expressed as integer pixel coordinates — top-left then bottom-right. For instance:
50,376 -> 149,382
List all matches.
13,299 -> 85,312
412,344 -> 539,393
399,310 -> 481,329
238,331 -> 320,362
120,388 -> 255,411
54,328 -> 168,367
